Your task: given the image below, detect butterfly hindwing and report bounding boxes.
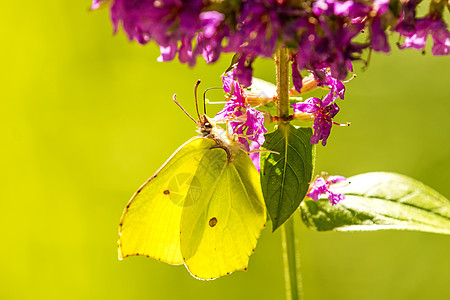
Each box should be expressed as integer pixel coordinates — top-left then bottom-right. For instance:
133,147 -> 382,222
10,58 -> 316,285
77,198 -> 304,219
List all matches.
181,144 -> 266,279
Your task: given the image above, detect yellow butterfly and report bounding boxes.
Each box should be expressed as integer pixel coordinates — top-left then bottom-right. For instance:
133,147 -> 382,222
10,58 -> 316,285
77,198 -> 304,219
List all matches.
118,100 -> 266,280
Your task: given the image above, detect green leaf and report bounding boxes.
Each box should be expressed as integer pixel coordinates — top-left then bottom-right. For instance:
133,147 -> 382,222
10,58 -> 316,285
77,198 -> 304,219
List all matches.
223,53 -> 241,74
261,123 -> 314,231
300,172 -> 450,235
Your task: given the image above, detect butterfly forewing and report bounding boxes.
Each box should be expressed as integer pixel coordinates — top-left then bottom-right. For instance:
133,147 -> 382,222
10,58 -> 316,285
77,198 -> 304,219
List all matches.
119,138 -> 214,264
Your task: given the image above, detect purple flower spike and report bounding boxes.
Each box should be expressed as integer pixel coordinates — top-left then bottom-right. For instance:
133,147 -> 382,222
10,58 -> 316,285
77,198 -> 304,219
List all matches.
95,0 -> 449,88
314,69 -> 346,100
292,93 -> 346,146
308,174 -> 346,205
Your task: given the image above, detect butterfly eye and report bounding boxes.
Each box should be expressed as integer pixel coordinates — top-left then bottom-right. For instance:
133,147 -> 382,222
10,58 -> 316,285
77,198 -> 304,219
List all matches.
204,122 -> 212,129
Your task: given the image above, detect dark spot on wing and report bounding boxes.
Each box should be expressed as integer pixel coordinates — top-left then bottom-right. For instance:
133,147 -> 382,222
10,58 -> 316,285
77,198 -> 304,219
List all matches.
209,217 -> 218,227
136,189 -> 141,194
163,189 -> 170,195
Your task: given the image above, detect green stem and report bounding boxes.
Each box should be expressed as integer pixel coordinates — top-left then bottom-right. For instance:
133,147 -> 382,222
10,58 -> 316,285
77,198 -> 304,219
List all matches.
276,47 -> 303,300
281,217 -> 303,300
276,47 -> 290,122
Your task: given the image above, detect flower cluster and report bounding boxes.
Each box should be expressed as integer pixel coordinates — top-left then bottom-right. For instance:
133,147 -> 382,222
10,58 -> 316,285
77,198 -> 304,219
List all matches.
93,0 -> 449,88
292,69 -> 348,146
214,69 -> 267,171
308,173 -> 347,205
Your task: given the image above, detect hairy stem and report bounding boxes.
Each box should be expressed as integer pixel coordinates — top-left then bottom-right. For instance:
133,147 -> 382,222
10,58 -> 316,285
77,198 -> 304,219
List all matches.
281,217 -> 303,300
276,48 -> 303,300
276,47 -> 290,122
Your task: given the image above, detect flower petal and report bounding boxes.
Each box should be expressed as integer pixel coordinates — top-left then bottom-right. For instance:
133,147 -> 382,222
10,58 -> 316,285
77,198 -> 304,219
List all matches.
292,98 -> 321,114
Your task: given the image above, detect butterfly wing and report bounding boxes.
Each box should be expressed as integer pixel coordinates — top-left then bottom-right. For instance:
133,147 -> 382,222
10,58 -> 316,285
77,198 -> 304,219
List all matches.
118,137 -> 214,264
119,137 -> 266,280
180,143 -> 266,279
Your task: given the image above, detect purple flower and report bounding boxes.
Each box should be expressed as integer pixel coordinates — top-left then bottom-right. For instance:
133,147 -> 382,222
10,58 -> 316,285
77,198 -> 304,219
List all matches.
240,108 -> 267,170
313,0 -> 369,18
195,11 -> 228,64
214,69 -> 267,170
291,59 -> 303,93
395,0 -> 418,37
157,42 -> 178,62
368,0 -> 391,53
224,107 -> 267,171
199,11 -> 225,39
248,143 -> 262,173
398,17 -> 450,55
314,68 -> 346,100
235,53 -> 255,88
430,22 -> 450,56
244,107 -> 266,147
222,68 -> 245,103
308,174 -> 346,205
91,0 -> 102,10
229,2 -> 280,57
108,0 -> 205,56
292,92 -> 346,146
370,17 -> 390,53
293,15 -> 366,83
372,0 -> 389,15
214,69 -> 245,122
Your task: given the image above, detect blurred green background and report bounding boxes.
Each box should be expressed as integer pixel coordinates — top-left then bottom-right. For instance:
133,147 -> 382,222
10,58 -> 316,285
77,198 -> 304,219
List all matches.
1,2 -> 449,300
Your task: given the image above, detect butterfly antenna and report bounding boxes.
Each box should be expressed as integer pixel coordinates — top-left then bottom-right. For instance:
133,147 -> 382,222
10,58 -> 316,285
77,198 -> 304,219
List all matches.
194,80 -> 201,119
203,87 -> 223,115
173,94 -> 197,124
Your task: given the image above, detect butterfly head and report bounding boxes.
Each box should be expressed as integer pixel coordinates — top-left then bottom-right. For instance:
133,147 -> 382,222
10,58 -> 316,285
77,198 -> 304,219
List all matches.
197,114 -> 230,142
197,115 -> 215,138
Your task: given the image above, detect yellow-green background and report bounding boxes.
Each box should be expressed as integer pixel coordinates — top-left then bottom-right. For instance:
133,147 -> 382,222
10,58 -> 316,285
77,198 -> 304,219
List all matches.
1,2 -> 449,299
